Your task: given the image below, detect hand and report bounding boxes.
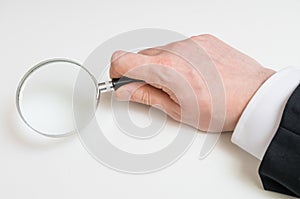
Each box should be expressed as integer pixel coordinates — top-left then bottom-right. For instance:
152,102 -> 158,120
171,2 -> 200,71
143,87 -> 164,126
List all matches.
109,34 -> 275,132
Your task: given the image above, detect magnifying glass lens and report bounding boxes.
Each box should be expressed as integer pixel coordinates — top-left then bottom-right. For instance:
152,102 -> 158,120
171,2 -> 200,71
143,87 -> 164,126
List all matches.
17,60 -> 98,137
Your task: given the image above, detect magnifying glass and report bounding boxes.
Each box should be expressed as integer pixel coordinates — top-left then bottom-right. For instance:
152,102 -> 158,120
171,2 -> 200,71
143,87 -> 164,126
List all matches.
16,58 -> 143,138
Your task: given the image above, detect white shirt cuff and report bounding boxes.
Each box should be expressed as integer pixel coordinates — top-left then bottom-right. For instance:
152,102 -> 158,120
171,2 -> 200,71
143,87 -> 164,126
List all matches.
231,67 -> 300,160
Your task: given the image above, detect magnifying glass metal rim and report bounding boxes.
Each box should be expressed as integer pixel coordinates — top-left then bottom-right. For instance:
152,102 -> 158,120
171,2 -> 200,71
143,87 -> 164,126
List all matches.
16,58 -> 99,138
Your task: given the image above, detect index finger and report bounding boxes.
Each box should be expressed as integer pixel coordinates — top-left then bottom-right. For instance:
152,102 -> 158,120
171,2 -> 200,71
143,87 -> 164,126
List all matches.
109,50 -> 154,79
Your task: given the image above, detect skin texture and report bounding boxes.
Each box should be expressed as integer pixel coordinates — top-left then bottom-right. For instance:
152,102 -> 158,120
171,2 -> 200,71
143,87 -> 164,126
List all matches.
110,34 -> 275,132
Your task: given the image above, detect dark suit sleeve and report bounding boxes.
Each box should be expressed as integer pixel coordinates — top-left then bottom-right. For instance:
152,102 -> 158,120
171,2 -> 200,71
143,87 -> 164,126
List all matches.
259,85 -> 300,197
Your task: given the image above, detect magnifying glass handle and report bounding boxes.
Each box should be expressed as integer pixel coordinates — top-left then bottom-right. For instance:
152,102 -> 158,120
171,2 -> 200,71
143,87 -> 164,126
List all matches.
112,77 -> 144,90
98,77 -> 144,92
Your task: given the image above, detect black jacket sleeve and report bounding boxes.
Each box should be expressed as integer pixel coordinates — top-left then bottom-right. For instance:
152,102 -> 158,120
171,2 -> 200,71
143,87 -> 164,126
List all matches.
259,84 -> 300,197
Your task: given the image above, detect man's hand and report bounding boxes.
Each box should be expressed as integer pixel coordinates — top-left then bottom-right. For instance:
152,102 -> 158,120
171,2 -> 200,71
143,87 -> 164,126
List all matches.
110,34 -> 275,132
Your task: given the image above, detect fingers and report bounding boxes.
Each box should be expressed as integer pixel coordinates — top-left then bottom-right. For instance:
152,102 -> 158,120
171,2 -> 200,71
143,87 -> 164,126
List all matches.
114,82 -> 181,121
110,50 -> 153,79
110,50 -> 174,88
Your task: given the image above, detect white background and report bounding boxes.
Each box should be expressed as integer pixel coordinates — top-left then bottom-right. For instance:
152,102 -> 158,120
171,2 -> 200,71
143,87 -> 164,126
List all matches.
1,0 -> 299,198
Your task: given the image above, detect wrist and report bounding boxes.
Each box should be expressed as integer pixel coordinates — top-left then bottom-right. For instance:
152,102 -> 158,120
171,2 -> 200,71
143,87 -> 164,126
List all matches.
226,67 -> 276,131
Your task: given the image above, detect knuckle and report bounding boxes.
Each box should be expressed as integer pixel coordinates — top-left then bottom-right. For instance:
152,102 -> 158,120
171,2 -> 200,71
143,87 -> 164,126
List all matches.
201,34 -> 216,40
141,89 -> 151,105
154,55 -> 174,67
190,35 -> 199,41
170,106 -> 181,121
194,34 -> 217,42
131,87 -> 151,105
111,50 -> 125,63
